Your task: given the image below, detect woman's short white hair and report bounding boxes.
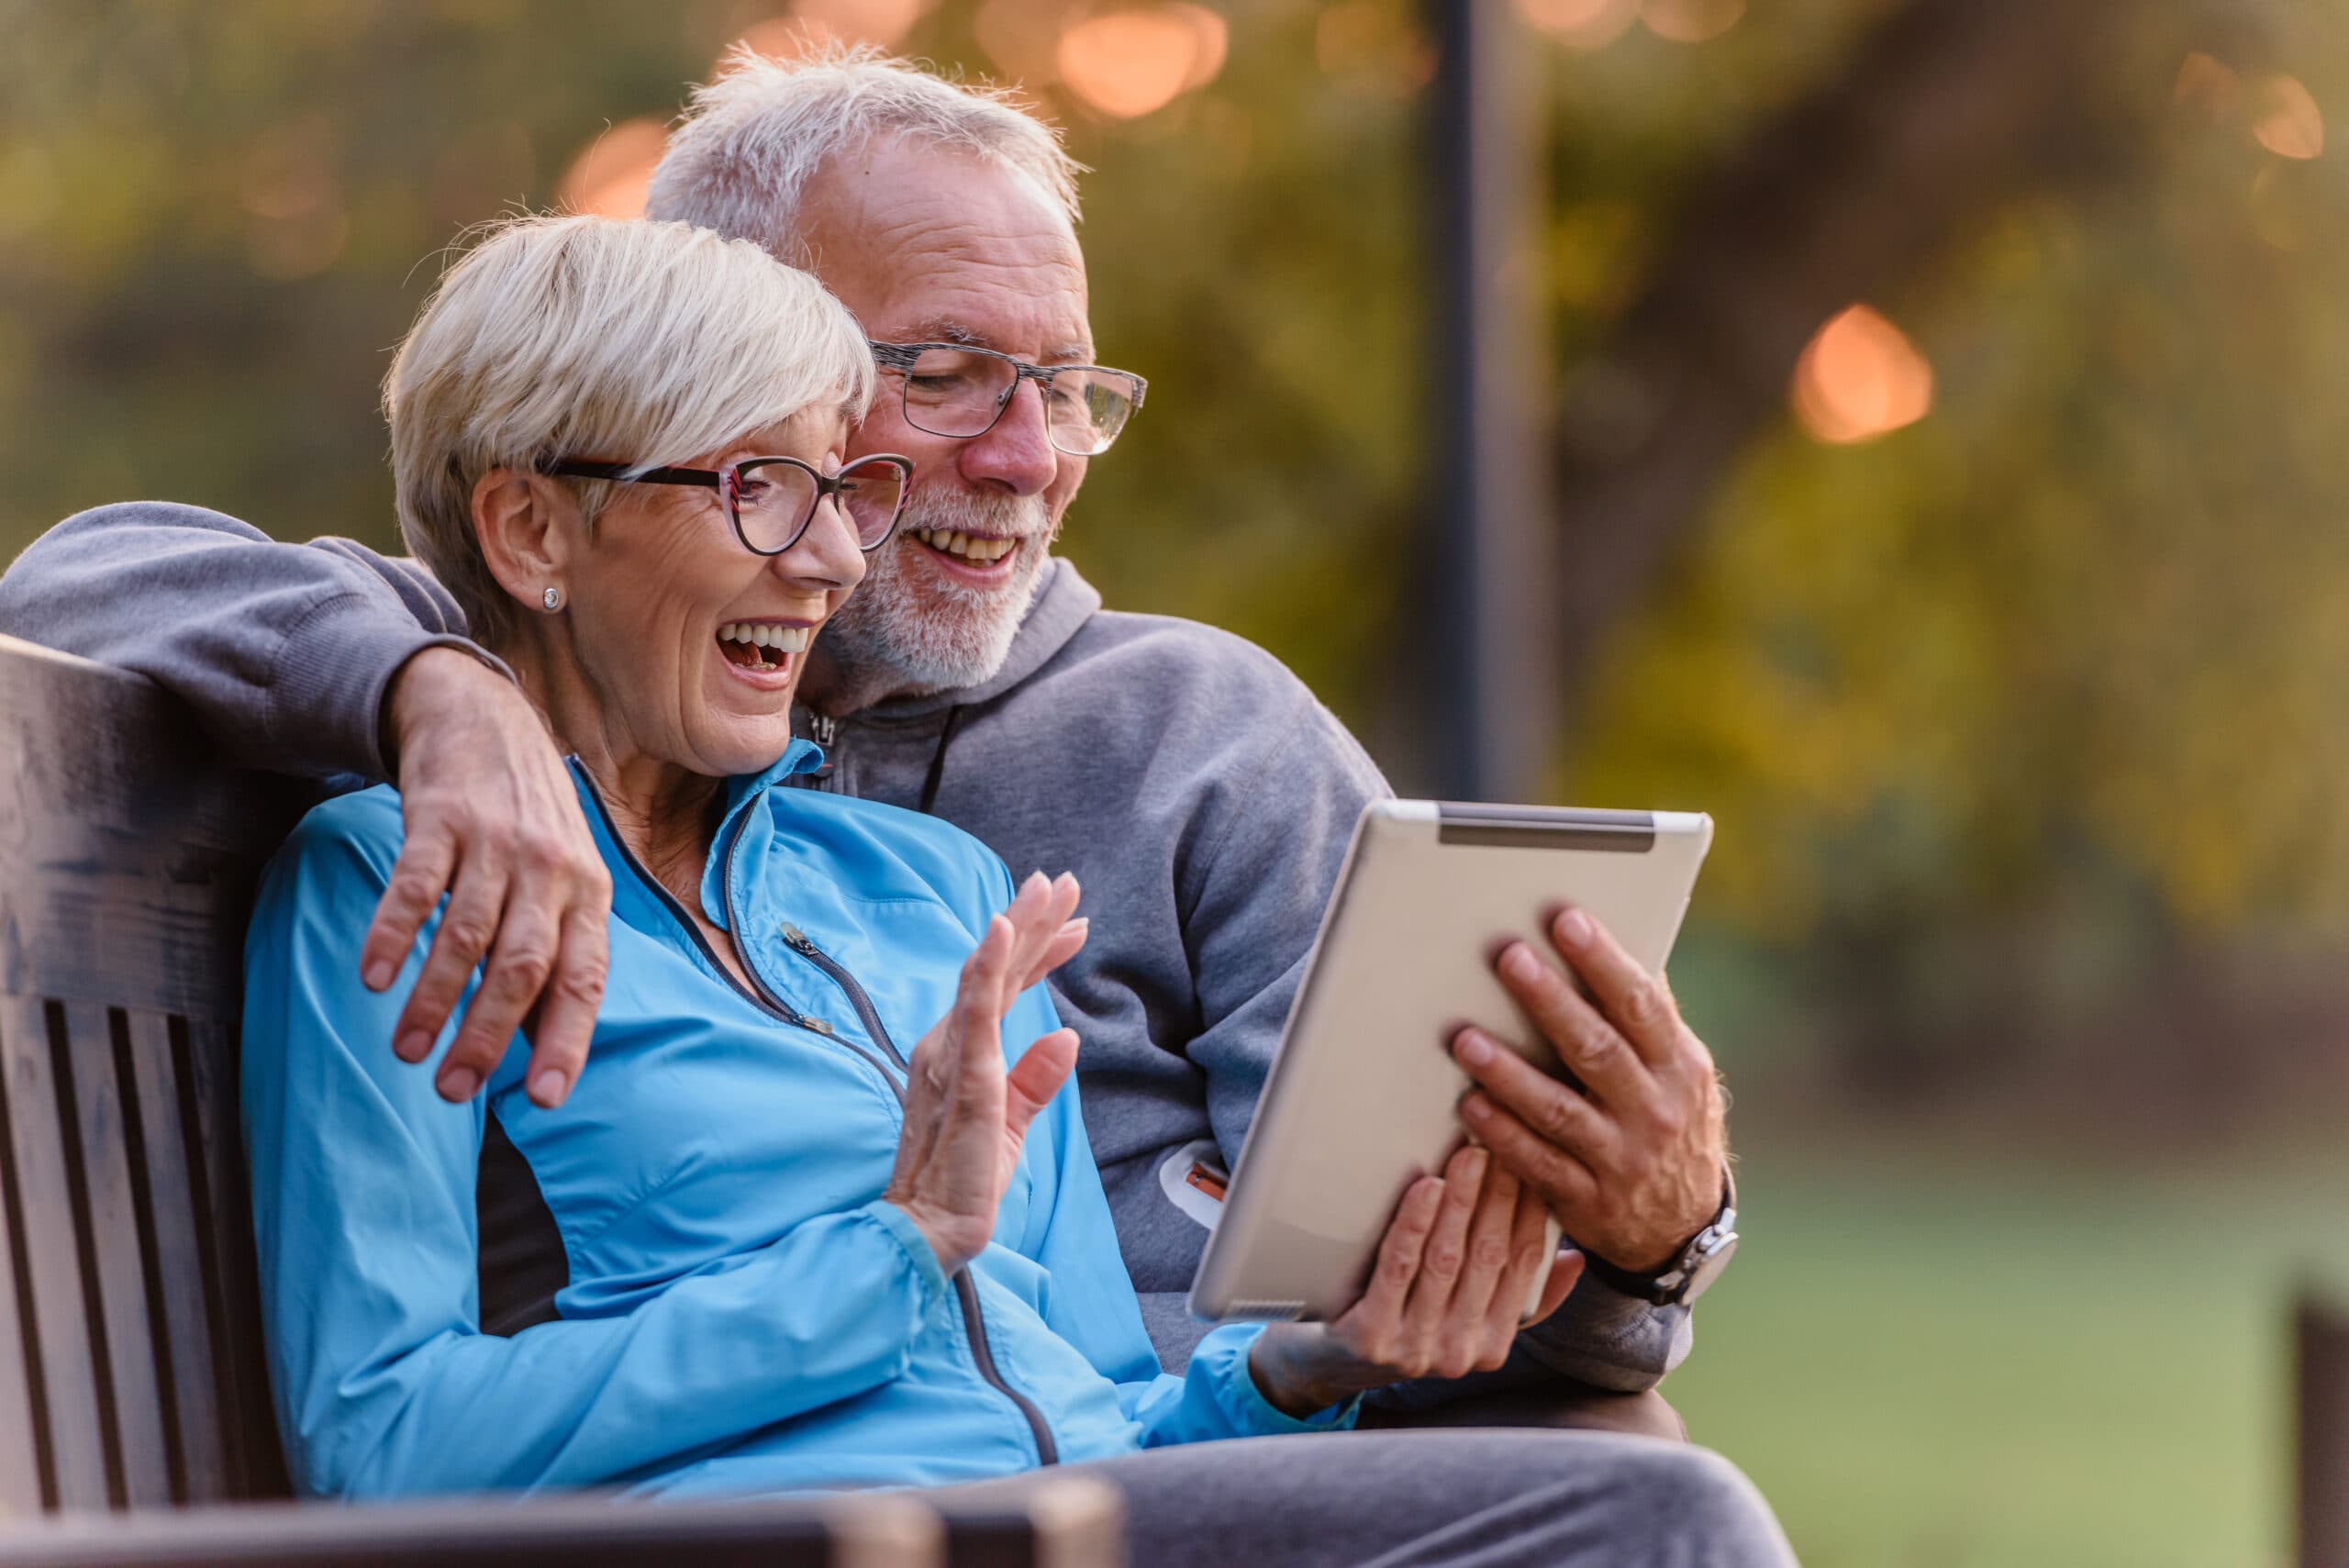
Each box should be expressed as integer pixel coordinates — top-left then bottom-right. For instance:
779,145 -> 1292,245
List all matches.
646,42 -> 1083,257
384,213 -> 874,648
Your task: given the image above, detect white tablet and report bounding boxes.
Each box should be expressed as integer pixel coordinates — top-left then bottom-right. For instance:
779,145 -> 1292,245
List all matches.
1187,800 -> 1712,1323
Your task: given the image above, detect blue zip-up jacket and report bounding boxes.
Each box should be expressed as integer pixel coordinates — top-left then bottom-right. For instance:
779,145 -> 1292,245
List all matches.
242,740 -> 1354,1501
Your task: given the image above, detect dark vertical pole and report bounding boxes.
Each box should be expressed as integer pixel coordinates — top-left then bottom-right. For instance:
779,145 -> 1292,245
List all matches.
2299,1291 -> 2349,1568
1428,0 -> 1556,802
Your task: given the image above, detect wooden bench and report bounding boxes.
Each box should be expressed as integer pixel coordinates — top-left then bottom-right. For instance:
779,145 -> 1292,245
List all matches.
0,631 -> 1121,1566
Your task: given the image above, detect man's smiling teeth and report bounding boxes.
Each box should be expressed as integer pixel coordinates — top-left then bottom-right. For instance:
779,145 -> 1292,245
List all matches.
915,528 -> 1017,563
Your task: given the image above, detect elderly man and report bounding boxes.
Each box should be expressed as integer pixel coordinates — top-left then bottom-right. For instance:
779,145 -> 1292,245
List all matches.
0,48 -> 1735,1435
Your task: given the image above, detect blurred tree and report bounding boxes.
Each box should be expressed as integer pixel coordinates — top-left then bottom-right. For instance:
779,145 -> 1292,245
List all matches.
1560,0 -> 2349,1101
6,0 -> 2349,1113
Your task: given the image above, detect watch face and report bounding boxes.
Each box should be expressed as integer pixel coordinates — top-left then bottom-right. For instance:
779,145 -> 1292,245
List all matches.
1681,1231 -> 1739,1304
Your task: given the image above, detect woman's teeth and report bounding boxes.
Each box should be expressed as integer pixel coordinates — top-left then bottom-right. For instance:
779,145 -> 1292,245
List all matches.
718,622 -> 812,669
915,528 -> 1017,563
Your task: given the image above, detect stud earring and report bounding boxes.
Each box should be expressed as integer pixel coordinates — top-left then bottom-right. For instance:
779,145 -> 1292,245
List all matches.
542,586 -> 562,611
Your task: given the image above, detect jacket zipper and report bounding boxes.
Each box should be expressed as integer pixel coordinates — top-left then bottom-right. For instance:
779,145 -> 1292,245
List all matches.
807,712 -> 842,794
777,922 -> 1058,1466
779,924 -> 909,1071
569,767 -> 899,1084
575,764 -> 1056,1467
714,815 -> 901,1089
954,1272 -> 1058,1466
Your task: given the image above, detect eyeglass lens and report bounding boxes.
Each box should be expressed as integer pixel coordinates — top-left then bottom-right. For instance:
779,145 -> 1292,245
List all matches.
898,347 -> 1136,456
731,458 -> 907,551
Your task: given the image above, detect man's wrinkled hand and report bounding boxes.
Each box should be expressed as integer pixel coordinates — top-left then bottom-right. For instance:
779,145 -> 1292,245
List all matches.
362,646 -> 611,1108
1451,906 -> 1727,1275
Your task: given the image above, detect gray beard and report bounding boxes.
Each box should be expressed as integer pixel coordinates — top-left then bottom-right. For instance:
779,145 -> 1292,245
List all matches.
818,487 -> 1057,702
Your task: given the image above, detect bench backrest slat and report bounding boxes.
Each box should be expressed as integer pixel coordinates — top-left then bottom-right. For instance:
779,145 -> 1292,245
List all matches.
0,634 -> 303,1510
0,998 -> 50,1513
1,993 -> 114,1508
62,997 -> 180,1507
119,1006 -> 227,1503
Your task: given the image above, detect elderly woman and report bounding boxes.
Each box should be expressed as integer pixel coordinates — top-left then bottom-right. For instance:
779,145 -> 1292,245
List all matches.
242,215 -> 1791,1568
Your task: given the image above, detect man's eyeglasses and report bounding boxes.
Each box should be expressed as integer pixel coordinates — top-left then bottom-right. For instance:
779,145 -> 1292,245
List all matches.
869,341 -> 1147,458
543,453 -> 915,556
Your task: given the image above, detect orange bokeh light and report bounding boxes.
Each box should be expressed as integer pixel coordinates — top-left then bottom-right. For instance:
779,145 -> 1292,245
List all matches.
1791,305 -> 1934,445
728,0 -> 936,65
558,118 -> 669,219
975,0 -> 1077,84
2253,73 -> 2324,160
2173,50 -> 2241,115
1513,0 -> 1637,51
1057,6 -> 1229,120
1640,0 -> 1742,44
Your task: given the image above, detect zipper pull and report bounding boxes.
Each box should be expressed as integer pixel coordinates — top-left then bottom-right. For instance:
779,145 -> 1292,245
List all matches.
809,713 -> 838,747
774,925 -> 835,1031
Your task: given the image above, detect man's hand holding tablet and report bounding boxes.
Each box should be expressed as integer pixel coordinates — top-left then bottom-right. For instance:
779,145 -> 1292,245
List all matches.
1453,906 -> 1729,1276
1198,801 -> 1736,1367
1241,903 -> 1725,1418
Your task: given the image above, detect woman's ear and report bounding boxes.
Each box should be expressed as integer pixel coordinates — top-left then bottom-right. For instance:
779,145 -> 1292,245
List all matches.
472,468 -> 576,610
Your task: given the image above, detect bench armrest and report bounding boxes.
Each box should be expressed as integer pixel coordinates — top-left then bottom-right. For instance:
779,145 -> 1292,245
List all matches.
0,1475 -> 1124,1568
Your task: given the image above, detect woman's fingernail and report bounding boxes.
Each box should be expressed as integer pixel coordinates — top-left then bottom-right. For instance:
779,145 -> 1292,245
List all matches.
1503,945 -> 1542,984
1463,1147 -> 1488,1180
438,1066 -> 481,1101
395,1029 -> 433,1062
1456,1030 -> 1495,1067
364,960 -> 395,991
1461,1093 -> 1493,1123
1559,908 -> 1595,947
529,1069 -> 568,1106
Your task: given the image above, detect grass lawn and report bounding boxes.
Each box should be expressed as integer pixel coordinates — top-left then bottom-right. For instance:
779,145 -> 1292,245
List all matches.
1661,1143 -> 2349,1567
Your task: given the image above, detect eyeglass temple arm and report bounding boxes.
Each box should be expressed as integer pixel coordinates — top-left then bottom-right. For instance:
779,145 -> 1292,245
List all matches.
545,460 -> 720,489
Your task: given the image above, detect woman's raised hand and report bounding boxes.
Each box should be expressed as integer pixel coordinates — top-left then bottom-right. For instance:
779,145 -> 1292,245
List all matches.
1245,1145 -> 1586,1418
884,871 -> 1087,1275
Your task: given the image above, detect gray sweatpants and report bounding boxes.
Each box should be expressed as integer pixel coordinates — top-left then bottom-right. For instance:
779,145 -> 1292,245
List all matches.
945,1429 -> 1798,1568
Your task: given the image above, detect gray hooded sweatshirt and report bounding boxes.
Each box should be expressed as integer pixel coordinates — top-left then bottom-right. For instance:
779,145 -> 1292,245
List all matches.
0,503 -> 1690,1393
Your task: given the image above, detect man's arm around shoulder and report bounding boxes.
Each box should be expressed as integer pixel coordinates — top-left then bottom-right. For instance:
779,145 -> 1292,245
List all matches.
0,500 -> 490,778
0,499 -> 608,1111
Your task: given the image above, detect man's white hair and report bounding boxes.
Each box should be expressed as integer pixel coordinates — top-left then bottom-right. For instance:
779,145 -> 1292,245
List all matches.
385,213 -> 874,649
646,41 -> 1083,257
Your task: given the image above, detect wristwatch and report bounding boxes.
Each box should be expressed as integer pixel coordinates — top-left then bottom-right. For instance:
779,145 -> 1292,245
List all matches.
1578,1180 -> 1739,1307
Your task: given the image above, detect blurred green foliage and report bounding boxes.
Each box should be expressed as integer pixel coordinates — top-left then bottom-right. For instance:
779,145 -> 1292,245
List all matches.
6,0 -> 2349,1103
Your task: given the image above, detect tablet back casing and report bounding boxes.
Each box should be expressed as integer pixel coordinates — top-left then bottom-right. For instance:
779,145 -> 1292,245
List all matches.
1188,800 -> 1712,1322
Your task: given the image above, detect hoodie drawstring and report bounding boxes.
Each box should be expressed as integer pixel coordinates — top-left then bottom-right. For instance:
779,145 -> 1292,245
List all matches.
917,705 -> 965,817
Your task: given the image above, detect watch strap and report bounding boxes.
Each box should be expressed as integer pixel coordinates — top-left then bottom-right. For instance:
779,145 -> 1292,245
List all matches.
1576,1177 -> 1737,1307
1576,1248 -> 1687,1306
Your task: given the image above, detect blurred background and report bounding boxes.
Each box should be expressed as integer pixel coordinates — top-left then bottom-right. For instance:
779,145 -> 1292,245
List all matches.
6,0 -> 2349,1560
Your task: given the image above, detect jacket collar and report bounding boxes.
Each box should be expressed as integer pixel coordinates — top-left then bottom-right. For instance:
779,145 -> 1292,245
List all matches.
564,741 -> 825,931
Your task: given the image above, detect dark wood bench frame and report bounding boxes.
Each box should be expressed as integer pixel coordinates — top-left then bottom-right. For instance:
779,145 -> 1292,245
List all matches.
0,631 -> 1119,1565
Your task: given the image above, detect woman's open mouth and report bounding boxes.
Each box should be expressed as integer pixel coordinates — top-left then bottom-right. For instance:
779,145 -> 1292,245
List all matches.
717,619 -> 813,679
